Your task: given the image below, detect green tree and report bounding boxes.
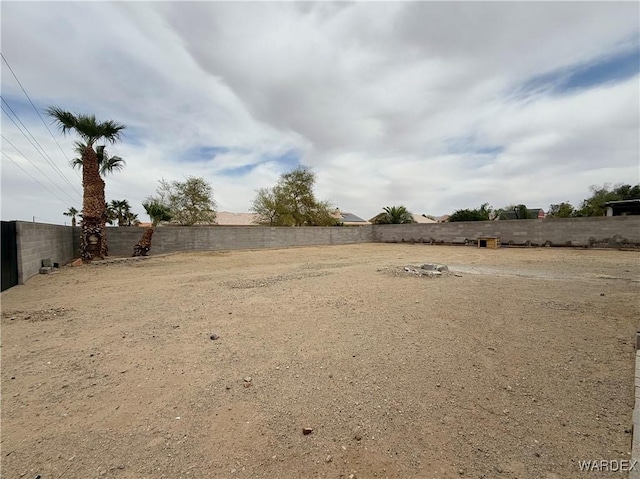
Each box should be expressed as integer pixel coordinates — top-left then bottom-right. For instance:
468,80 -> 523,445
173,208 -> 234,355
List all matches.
575,183 -> 640,217
123,211 -> 140,226
63,206 -> 79,227
155,177 -> 217,225
449,203 -> 493,222
449,208 -> 488,222
497,204 -> 531,220
108,199 -> 134,226
133,200 -> 173,257
371,206 -> 415,224
47,106 -> 125,261
251,187 -> 284,226
547,202 -> 576,218
251,167 -> 336,226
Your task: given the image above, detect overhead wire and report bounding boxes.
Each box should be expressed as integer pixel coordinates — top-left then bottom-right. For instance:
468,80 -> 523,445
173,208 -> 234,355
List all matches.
2,151 -> 71,206
1,52 -> 81,179
1,99 -> 82,197
1,134 -> 80,205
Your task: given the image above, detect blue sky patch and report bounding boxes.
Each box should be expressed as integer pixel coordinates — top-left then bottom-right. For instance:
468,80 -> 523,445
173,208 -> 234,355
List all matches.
219,163 -> 257,177
261,149 -> 301,172
445,135 -> 504,158
184,145 -> 232,162
516,43 -> 639,97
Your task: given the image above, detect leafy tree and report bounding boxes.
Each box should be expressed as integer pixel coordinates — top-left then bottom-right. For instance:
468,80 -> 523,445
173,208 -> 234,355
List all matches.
371,206 -> 415,224
133,200 -> 173,257
47,106 -> 125,261
251,167 -> 336,226
449,203 -> 493,222
514,204 -> 531,219
449,208 -> 488,222
63,206 -> 79,227
547,202 -> 576,218
497,204 -> 532,220
155,177 -> 217,225
252,188 -> 284,226
575,183 -> 640,217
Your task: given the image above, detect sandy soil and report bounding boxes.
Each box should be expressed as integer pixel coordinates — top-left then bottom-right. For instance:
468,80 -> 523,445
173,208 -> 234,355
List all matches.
1,244 -> 639,479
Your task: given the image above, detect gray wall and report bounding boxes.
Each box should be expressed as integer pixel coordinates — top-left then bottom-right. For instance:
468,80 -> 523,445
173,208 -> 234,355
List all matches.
12,217 -> 640,284
105,225 -> 375,256
371,216 -> 640,247
15,222 -> 77,283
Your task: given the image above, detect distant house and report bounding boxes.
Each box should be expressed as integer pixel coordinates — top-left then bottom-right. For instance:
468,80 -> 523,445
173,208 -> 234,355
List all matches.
436,215 -> 450,223
498,208 -> 545,220
605,199 -> 640,216
412,214 -> 437,224
332,208 -> 370,226
215,212 -> 259,226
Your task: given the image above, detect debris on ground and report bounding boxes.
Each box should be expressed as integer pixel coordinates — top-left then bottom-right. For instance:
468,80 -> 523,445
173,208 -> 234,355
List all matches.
379,263 -> 460,278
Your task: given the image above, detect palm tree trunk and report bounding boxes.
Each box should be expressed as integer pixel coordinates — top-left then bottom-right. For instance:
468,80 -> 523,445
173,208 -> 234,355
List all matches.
133,227 -> 154,257
80,146 -> 107,262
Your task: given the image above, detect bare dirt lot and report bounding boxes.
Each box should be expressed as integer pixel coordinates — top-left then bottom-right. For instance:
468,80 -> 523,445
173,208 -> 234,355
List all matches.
2,244 -> 639,479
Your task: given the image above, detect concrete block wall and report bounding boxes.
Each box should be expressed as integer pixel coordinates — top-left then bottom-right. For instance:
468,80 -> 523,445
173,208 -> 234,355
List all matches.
104,225 -> 375,256
372,216 -> 640,247
12,217 -> 639,284
15,222 -> 77,283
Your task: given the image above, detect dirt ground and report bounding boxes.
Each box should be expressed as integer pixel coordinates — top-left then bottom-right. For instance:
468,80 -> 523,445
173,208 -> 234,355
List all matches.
1,244 -> 639,479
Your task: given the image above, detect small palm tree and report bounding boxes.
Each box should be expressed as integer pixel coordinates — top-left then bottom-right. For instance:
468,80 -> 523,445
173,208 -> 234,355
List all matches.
108,199 -> 132,226
123,211 -> 140,227
47,106 -> 125,262
63,206 -> 79,227
133,200 -> 172,257
373,206 -> 415,224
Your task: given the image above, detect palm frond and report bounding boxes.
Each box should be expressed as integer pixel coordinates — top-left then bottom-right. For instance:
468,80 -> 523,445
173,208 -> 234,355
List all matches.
100,155 -> 125,175
46,106 -> 78,136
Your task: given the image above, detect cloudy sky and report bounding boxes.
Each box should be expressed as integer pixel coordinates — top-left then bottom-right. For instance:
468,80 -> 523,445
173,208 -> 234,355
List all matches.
1,1 -> 638,224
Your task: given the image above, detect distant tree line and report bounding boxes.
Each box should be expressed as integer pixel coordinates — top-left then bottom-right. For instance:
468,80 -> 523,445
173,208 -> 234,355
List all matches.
446,183 -> 639,222
547,183 -> 640,218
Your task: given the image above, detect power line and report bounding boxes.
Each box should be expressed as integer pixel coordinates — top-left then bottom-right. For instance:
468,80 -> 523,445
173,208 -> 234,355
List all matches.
1,99 -> 82,196
2,152 -> 72,206
0,52 -> 80,179
1,134 -> 80,205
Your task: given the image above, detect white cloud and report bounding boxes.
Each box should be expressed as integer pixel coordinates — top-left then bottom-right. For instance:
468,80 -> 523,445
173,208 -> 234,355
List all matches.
1,1 -> 638,225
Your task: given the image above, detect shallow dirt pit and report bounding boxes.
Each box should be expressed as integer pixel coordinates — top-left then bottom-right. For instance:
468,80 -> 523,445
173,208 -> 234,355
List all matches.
1,244 -> 639,479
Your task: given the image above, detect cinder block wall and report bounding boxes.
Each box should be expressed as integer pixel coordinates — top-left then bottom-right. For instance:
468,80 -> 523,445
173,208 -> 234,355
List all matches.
13,217 -> 639,284
15,222 -> 77,283
371,216 -> 640,246
105,225 -> 375,256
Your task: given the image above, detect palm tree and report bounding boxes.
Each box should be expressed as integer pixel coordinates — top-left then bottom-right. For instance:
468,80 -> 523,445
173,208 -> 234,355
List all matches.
108,199 -> 132,226
372,206 -> 416,224
72,141 -> 126,176
47,107 -> 125,262
124,211 -> 140,226
133,200 -> 172,257
63,206 -> 79,227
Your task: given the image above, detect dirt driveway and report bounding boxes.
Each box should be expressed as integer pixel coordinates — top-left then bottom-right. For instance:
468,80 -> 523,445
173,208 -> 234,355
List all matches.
1,244 -> 638,479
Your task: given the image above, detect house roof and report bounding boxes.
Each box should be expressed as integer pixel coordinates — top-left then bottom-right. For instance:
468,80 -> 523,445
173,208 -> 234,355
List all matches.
604,199 -> 640,206
332,208 -> 370,225
412,214 -> 437,224
340,212 -> 368,223
498,208 -> 544,220
215,212 -> 259,226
